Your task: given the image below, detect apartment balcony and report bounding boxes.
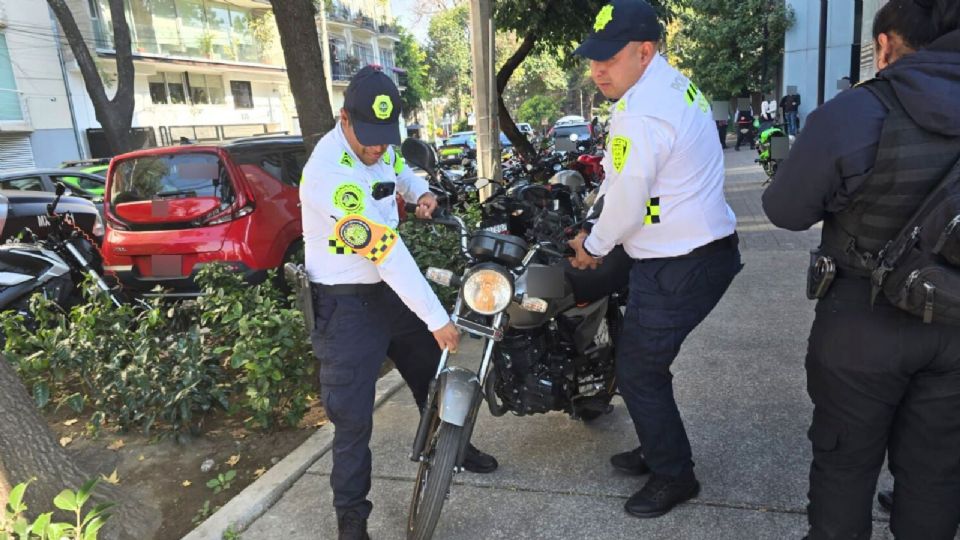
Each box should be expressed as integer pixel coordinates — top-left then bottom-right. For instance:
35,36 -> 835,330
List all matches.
330,59 -> 403,88
92,13 -> 283,68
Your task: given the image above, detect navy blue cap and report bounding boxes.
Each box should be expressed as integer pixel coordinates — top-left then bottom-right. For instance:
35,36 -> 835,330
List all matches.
344,66 -> 402,146
574,0 -> 662,61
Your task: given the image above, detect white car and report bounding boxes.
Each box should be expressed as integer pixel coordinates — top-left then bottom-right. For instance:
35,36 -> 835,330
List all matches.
554,115 -> 587,127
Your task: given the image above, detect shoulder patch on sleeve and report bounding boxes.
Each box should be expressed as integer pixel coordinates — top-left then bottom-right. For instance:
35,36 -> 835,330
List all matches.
334,214 -> 398,264
610,136 -> 632,173
339,152 -> 355,169
333,183 -> 365,213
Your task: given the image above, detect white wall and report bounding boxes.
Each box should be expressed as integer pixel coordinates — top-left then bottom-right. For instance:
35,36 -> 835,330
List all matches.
68,61 -> 294,146
0,0 -> 77,133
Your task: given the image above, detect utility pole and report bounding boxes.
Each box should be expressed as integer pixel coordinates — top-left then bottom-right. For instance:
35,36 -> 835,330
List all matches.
468,0 -> 501,194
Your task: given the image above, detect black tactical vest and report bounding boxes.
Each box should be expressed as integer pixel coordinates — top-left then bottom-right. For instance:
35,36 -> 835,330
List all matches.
822,79 -> 960,275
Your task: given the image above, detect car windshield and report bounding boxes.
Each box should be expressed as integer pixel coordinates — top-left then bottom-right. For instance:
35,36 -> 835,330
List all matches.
110,153 -> 234,204
446,133 -> 475,147
554,124 -> 592,140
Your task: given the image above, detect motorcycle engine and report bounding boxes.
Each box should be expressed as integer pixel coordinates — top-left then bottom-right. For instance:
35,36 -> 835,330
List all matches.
493,327 -> 573,415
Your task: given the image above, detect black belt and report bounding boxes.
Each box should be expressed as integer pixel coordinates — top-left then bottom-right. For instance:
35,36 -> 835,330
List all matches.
643,232 -> 739,262
311,281 -> 386,297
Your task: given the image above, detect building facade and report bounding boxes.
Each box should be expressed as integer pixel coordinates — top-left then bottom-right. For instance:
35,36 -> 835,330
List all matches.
0,0 -> 84,169
781,0 -> 886,121
61,0 -> 297,157
318,0 -> 404,114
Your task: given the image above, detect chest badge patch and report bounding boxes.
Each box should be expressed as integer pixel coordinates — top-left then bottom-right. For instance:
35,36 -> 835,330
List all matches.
334,183 -> 365,213
611,136 -> 631,173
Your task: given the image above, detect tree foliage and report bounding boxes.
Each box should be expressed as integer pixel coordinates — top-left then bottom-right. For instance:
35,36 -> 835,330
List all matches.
516,95 -> 562,130
493,0 -> 677,158
426,5 -> 472,118
395,27 -> 431,117
671,0 -> 794,99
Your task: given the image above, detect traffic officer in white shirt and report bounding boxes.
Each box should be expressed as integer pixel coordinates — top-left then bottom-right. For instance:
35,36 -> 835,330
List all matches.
569,0 -> 742,519
300,66 -> 498,540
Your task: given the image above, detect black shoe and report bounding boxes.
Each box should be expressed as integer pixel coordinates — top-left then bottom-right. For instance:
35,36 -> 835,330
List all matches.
878,489 -> 893,513
624,473 -> 701,518
462,443 -> 498,474
337,510 -> 370,540
610,447 -> 650,475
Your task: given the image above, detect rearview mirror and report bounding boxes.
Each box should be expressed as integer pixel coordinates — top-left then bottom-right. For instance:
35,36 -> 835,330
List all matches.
401,138 -> 438,177
474,177 -> 492,190
55,182 -> 66,196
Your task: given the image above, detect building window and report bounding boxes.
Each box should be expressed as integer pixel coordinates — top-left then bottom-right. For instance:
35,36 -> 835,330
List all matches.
188,73 -> 224,105
148,73 -> 188,104
352,43 -> 375,69
0,34 -> 23,121
231,81 -> 253,109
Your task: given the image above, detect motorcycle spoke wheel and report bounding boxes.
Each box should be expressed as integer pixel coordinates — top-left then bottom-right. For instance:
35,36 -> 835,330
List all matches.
407,421 -> 463,540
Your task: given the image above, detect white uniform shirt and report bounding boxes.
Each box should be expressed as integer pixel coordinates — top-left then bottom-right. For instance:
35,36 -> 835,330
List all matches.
584,54 -> 737,260
300,124 -> 450,331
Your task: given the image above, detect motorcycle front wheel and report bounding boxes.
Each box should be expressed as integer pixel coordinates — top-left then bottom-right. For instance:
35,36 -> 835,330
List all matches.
407,420 -> 463,540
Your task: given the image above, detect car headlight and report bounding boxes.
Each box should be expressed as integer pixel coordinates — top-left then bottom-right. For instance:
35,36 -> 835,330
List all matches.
462,265 -> 513,315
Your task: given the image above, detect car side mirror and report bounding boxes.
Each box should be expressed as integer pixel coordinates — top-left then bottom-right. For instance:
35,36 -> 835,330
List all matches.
401,138 -> 438,177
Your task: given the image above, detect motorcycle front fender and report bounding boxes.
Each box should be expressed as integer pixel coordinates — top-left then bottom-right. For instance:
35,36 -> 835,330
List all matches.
435,366 -> 481,427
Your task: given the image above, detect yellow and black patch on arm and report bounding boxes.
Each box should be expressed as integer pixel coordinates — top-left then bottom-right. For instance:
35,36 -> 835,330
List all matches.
645,197 -> 661,225
332,214 -> 398,264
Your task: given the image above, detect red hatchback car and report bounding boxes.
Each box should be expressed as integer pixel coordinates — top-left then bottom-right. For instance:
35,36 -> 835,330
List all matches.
102,136 -> 305,296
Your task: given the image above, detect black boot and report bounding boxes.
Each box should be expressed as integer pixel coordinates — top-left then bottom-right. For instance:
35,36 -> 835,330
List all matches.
610,446 -> 650,475
624,473 -> 701,518
878,490 -> 893,513
337,510 -> 370,540
462,443 -> 498,473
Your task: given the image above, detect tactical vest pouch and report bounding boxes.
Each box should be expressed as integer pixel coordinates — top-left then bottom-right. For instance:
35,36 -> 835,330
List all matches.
871,157 -> 960,325
933,216 -> 960,266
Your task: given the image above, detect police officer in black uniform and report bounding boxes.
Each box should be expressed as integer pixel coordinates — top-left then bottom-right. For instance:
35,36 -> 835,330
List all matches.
300,67 -> 498,540
763,2 -> 960,538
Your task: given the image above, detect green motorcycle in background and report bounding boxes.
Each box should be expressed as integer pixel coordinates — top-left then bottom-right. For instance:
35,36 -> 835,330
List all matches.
756,124 -> 787,185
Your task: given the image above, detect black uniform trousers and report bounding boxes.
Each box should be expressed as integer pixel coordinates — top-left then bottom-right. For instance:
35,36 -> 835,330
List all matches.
310,283 -> 440,519
616,239 -> 742,479
806,278 -> 960,540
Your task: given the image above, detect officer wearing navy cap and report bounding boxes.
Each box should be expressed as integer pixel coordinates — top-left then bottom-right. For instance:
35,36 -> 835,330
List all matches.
569,0 -> 741,519
300,66 -> 498,540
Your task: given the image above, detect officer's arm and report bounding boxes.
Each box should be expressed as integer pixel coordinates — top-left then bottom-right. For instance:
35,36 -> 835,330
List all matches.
304,174 -> 450,331
394,150 -> 431,203
761,106 -> 845,231
583,116 -> 672,258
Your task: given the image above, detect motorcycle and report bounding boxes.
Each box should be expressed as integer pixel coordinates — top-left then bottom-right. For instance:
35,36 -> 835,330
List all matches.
0,183 -> 120,319
400,140 -> 622,540
756,124 -> 788,185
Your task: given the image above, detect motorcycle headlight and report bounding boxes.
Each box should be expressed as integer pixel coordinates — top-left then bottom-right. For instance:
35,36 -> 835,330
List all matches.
462,265 -> 513,315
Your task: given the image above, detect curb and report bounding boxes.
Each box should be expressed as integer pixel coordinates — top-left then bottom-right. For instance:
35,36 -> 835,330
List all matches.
183,370 -> 407,539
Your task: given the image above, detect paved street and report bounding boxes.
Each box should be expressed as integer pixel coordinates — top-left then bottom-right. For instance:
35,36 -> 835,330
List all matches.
242,149 -> 900,540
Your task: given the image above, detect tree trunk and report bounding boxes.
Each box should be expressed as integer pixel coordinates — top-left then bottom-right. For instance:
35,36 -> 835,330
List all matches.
270,0 -> 336,155
495,32 -> 538,160
47,0 -> 136,156
0,356 -> 160,539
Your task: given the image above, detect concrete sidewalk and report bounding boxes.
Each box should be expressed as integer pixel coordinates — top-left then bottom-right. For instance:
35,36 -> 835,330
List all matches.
193,149 -> 904,539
